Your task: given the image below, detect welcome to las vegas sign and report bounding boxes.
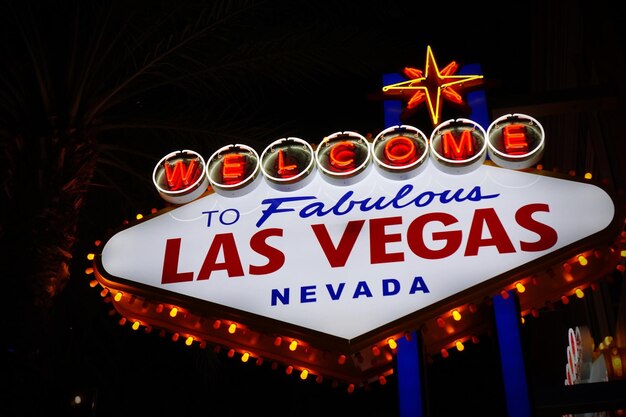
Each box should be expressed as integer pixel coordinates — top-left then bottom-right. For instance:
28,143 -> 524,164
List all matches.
93,113 -> 621,349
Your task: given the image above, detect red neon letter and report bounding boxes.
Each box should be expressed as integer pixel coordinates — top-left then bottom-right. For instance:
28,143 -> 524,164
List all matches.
161,238 -> 194,284
197,233 -> 244,279
384,136 -> 417,166
277,149 -> 298,178
248,228 -> 285,275
311,220 -> 365,267
329,141 -> 356,172
515,203 -> 557,251
503,124 -> 529,155
222,153 -> 247,185
442,130 -> 475,160
464,208 -> 516,256
407,212 -> 462,259
163,159 -> 201,191
369,216 -> 404,264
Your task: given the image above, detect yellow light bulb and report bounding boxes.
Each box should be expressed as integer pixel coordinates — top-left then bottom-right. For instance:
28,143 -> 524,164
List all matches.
170,307 -> 178,317
515,282 -> 526,293
86,253 -> 95,261
289,340 -> 298,351
455,341 -> 464,351
452,309 -> 462,321
300,369 -> 309,380
241,352 -> 249,362
228,323 -> 237,334
387,338 -> 398,350
578,255 -> 588,266
575,288 -> 585,298
185,336 -> 193,346
114,292 -> 122,302
132,321 -> 140,331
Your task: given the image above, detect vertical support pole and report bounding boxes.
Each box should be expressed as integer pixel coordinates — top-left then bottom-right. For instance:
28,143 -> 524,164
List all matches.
396,332 -> 425,417
493,291 -> 532,417
383,73 -> 424,417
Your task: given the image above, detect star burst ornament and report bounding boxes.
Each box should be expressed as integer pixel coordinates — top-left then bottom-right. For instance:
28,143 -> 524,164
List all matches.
382,45 -> 484,126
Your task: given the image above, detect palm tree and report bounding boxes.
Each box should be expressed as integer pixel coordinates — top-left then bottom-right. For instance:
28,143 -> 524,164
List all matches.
0,0 -> 415,413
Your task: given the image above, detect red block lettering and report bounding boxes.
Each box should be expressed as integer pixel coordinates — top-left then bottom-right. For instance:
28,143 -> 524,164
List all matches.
442,130 -> 475,160
503,124 -> 529,155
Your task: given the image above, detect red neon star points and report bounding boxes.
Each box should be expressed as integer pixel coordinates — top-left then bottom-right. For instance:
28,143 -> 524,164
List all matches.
382,45 -> 484,126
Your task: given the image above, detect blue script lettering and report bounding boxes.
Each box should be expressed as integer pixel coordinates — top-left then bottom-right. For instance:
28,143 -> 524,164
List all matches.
256,185 -> 499,227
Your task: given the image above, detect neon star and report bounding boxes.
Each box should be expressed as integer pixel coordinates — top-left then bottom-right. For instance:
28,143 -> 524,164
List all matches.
382,45 -> 484,126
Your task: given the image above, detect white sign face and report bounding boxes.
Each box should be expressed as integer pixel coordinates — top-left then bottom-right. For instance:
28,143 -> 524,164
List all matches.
99,161 -> 615,340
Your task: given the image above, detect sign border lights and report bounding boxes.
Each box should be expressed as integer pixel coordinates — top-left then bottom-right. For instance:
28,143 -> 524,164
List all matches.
487,113 -> 546,170
152,149 -> 209,205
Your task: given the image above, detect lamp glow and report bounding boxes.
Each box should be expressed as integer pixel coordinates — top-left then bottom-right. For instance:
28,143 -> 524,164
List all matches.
452,309 -> 462,321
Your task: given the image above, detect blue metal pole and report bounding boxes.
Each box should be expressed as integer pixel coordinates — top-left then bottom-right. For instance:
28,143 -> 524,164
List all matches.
493,291 -> 533,417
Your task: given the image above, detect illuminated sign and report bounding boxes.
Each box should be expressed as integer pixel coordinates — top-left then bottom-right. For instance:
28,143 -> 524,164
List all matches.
95,114 -> 619,345
381,45 -> 484,126
152,150 -> 208,204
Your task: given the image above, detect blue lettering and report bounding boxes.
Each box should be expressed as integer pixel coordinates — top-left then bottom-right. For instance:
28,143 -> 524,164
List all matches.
382,278 -> 400,296
409,276 -> 430,294
256,185 -> 499,227
301,285 -> 316,303
271,288 -> 290,305
256,196 -> 316,227
353,281 -> 373,298
270,275 -> 430,305
326,283 -> 345,300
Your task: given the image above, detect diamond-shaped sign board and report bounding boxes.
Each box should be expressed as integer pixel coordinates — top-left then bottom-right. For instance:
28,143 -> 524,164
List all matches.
95,158 -> 621,350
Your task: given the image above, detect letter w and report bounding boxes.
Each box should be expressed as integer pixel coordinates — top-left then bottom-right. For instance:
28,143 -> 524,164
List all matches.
164,159 -> 200,191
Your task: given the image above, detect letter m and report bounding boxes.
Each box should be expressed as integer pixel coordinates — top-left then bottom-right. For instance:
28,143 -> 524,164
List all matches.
442,130 -> 475,160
